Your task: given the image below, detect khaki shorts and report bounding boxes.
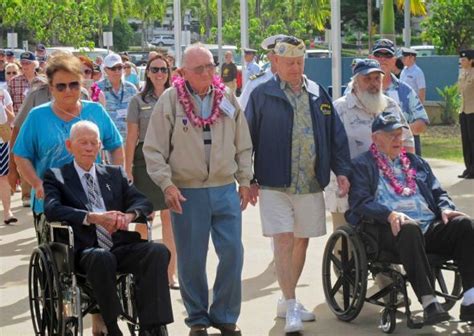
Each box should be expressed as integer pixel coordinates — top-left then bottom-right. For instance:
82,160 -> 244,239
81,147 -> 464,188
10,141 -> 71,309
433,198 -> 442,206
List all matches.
259,190 -> 326,238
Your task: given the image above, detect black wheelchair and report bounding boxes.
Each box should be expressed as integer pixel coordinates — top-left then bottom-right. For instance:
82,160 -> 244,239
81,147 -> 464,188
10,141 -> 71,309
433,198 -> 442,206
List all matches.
322,223 -> 464,334
28,220 -> 151,336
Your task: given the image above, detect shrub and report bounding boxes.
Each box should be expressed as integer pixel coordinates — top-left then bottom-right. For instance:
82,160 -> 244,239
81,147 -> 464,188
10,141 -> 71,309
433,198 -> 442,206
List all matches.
436,84 -> 461,125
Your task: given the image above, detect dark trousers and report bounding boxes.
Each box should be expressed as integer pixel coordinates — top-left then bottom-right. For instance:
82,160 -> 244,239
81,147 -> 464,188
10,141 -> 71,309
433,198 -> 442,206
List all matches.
78,241 -> 174,326
460,112 -> 474,175
374,216 -> 474,299
414,135 -> 422,156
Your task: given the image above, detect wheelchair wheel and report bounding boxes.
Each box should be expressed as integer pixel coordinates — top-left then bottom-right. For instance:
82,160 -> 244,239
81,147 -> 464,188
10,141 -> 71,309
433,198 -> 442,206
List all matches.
322,226 -> 368,322
29,246 -> 64,335
380,308 -> 396,334
119,275 -> 139,335
433,264 -> 463,311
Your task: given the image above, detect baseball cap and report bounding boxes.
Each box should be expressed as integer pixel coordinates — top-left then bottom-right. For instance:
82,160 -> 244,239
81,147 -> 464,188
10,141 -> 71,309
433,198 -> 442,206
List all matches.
352,59 -> 384,76
103,53 -> 123,68
372,39 -> 395,55
460,49 -> 474,59
243,48 -> 257,54
261,34 -> 288,51
372,111 -> 408,133
20,51 -> 36,61
36,43 -> 46,51
6,50 -> 14,57
400,47 -> 417,56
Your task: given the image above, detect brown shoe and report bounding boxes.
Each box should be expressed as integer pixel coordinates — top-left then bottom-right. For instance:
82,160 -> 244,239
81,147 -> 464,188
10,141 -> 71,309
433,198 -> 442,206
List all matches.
212,323 -> 242,336
189,325 -> 208,336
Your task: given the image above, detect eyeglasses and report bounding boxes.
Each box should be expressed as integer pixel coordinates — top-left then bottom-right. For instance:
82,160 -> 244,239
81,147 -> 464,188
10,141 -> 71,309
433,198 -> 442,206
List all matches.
149,66 -> 168,74
83,69 -> 93,75
20,60 -> 33,66
6,71 -> 18,75
107,65 -> 123,72
187,63 -> 216,74
373,52 -> 394,59
54,81 -> 81,92
123,65 -> 131,69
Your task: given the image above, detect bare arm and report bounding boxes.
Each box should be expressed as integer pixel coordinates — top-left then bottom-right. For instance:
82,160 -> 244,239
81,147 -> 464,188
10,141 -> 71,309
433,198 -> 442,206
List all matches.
15,156 -> 44,198
418,88 -> 426,104
109,146 -> 124,166
125,122 -> 139,180
410,119 -> 428,135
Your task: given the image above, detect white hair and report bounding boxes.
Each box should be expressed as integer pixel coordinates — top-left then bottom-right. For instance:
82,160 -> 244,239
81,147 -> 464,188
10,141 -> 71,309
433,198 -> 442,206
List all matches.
182,43 -> 213,67
69,120 -> 100,140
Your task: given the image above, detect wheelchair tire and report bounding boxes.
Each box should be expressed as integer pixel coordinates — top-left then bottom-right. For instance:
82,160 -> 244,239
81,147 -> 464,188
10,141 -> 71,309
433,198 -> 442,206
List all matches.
433,264 -> 463,311
380,308 -> 396,334
29,246 -> 64,336
322,226 -> 368,322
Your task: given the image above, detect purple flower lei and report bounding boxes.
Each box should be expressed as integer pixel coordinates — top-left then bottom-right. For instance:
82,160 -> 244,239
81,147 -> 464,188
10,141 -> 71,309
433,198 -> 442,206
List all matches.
370,143 -> 417,196
173,75 -> 226,127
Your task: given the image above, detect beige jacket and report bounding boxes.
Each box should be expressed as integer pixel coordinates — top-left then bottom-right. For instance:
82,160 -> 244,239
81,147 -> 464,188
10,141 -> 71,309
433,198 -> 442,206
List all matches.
143,85 -> 253,191
459,68 -> 474,114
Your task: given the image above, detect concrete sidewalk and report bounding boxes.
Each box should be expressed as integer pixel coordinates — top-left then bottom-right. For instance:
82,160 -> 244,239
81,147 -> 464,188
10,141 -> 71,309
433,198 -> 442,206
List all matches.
1,159 -> 473,335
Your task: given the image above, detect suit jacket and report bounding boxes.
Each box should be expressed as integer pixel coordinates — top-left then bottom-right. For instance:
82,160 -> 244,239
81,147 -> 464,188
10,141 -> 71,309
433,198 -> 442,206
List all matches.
43,162 -> 153,254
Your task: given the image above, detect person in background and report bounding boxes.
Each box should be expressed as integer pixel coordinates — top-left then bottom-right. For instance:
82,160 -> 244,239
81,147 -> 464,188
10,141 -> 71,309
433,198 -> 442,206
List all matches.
35,44 -> 47,59
5,63 -> 21,83
123,61 -> 140,89
458,49 -> 474,179
78,55 -> 106,106
0,50 -> 6,89
37,56 -> 48,73
92,62 -> 103,82
5,50 -> 15,64
392,56 -> 404,79
400,47 -> 426,104
125,54 -> 179,290
8,51 -> 40,207
370,39 -> 428,156
0,87 -> 16,224
98,53 -> 138,139
242,48 -> 261,86
221,51 -> 238,93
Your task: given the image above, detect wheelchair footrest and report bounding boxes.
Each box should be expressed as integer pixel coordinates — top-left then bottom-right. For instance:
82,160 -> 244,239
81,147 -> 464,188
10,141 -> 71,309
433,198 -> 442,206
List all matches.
407,317 -> 423,329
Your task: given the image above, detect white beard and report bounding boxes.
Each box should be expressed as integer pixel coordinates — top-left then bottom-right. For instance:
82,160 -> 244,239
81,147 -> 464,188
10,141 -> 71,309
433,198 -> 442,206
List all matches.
356,90 -> 388,116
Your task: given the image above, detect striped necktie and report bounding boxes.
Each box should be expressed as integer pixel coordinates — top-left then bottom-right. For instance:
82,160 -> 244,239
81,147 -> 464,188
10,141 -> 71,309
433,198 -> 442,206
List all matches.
84,173 -> 113,250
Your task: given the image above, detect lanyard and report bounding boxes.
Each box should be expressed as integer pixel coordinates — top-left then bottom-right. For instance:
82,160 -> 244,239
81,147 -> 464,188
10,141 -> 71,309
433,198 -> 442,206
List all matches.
109,81 -> 124,105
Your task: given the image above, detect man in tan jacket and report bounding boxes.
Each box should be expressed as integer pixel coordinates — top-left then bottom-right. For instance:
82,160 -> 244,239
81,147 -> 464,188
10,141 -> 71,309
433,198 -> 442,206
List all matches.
143,43 -> 252,336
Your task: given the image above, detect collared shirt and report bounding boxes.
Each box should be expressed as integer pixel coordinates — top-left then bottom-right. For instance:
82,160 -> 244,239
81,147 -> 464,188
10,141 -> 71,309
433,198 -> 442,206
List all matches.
73,161 -> 106,213
239,69 -> 274,110
459,67 -> 474,114
244,61 -> 261,85
385,75 -> 429,124
190,86 -> 213,166
98,77 -> 138,137
8,74 -> 30,115
264,78 -> 318,194
374,154 -> 436,234
326,91 -> 415,213
400,64 -> 426,94
127,91 -> 159,142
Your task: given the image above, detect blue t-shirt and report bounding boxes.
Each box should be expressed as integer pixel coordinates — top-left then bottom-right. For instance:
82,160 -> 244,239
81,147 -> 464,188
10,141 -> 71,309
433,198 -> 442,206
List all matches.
125,73 -> 140,87
13,100 -> 123,213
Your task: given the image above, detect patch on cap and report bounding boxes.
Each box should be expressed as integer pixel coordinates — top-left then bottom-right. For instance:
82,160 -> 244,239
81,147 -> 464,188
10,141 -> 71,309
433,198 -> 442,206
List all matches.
274,36 -> 305,58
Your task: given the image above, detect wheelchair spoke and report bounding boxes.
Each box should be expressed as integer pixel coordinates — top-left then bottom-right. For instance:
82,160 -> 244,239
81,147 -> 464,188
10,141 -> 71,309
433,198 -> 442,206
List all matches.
330,275 -> 343,296
329,252 -> 343,272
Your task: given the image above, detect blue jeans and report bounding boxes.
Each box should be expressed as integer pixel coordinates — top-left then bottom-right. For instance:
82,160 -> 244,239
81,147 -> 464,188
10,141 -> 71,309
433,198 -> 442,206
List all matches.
171,183 -> 243,327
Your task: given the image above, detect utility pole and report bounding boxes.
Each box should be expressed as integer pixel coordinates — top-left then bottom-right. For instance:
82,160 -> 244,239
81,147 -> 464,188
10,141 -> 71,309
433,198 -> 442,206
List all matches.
331,0 -> 341,99
240,0 -> 249,88
404,0 -> 411,47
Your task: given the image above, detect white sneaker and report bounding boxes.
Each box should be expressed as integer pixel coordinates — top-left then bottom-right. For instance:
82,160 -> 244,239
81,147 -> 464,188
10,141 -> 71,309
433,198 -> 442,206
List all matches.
284,299 -> 303,333
277,298 -> 316,322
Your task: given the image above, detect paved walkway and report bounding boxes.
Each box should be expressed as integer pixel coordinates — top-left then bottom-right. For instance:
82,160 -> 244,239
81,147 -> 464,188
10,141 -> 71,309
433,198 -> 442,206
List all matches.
1,159 -> 473,335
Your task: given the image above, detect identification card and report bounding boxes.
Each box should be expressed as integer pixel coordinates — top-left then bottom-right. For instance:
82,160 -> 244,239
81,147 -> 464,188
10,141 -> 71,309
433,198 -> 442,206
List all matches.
117,108 -> 128,118
219,97 -> 236,118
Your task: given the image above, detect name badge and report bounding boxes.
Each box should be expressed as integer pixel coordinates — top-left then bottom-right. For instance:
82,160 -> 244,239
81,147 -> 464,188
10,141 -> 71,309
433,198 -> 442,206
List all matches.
117,108 -> 128,118
219,97 -> 236,118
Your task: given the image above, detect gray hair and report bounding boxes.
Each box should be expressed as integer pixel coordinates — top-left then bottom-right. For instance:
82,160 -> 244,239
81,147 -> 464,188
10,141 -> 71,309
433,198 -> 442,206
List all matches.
69,120 -> 100,140
182,43 -> 213,67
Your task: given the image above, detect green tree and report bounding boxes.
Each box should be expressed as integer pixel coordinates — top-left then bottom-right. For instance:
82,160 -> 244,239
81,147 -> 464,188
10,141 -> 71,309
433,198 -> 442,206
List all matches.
112,17 -> 134,51
422,0 -> 474,54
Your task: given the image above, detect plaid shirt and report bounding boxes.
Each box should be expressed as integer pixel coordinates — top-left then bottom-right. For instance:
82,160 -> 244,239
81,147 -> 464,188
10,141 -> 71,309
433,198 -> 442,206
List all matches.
8,75 -> 30,115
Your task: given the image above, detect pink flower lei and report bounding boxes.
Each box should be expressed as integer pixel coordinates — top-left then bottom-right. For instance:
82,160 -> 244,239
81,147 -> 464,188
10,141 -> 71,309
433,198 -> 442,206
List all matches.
370,143 -> 417,196
90,82 -> 101,102
173,75 -> 226,127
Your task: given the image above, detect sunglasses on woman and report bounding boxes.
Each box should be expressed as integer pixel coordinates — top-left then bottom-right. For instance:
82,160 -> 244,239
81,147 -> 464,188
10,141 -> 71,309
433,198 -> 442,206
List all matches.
107,65 -> 123,72
149,67 -> 168,74
6,71 -> 18,75
54,81 -> 81,92
83,69 -> 93,75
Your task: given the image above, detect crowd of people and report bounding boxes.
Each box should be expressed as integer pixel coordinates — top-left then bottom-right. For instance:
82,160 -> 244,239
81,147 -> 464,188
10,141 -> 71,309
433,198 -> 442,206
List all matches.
0,35 -> 473,336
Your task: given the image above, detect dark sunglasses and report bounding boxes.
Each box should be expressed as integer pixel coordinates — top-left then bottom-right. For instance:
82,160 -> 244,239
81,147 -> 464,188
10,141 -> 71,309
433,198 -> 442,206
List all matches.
373,52 -> 394,59
6,71 -> 18,75
54,81 -> 81,92
83,69 -> 93,75
149,66 -> 168,74
107,65 -> 123,72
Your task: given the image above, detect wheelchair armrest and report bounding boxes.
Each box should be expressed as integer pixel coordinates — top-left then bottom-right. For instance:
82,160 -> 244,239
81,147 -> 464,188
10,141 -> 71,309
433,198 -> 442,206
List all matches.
128,221 -> 152,241
49,222 -> 75,248
48,222 -> 76,274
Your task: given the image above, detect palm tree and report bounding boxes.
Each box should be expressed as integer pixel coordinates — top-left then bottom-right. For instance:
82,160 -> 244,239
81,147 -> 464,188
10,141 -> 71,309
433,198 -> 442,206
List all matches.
381,0 -> 427,42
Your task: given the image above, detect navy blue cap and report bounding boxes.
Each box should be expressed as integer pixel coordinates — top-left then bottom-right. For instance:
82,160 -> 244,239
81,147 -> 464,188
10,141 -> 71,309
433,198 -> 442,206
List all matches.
6,50 -> 14,57
36,43 -> 46,51
353,59 -> 384,76
372,111 -> 408,133
460,49 -> 474,59
20,51 -> 36,61
372,39 -> 395,55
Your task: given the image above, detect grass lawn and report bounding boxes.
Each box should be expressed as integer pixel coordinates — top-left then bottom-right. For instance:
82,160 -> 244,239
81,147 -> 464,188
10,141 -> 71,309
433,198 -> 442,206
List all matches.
421,125 -> 463,163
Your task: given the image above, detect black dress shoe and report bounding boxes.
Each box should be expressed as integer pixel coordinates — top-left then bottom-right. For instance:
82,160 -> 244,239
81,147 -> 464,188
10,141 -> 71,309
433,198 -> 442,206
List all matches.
458,170 -> 468,178
465,174 -> 474,179
423,302 -> 451,325
460,303 -> 474,322
188,325 -> 208,336
211,323 -> 242,336
140,325 -> 169,336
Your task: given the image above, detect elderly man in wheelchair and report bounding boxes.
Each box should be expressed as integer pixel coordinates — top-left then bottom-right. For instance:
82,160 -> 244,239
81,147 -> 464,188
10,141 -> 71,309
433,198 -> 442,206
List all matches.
323,111 -> 474,333
39,120 -> 173,336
